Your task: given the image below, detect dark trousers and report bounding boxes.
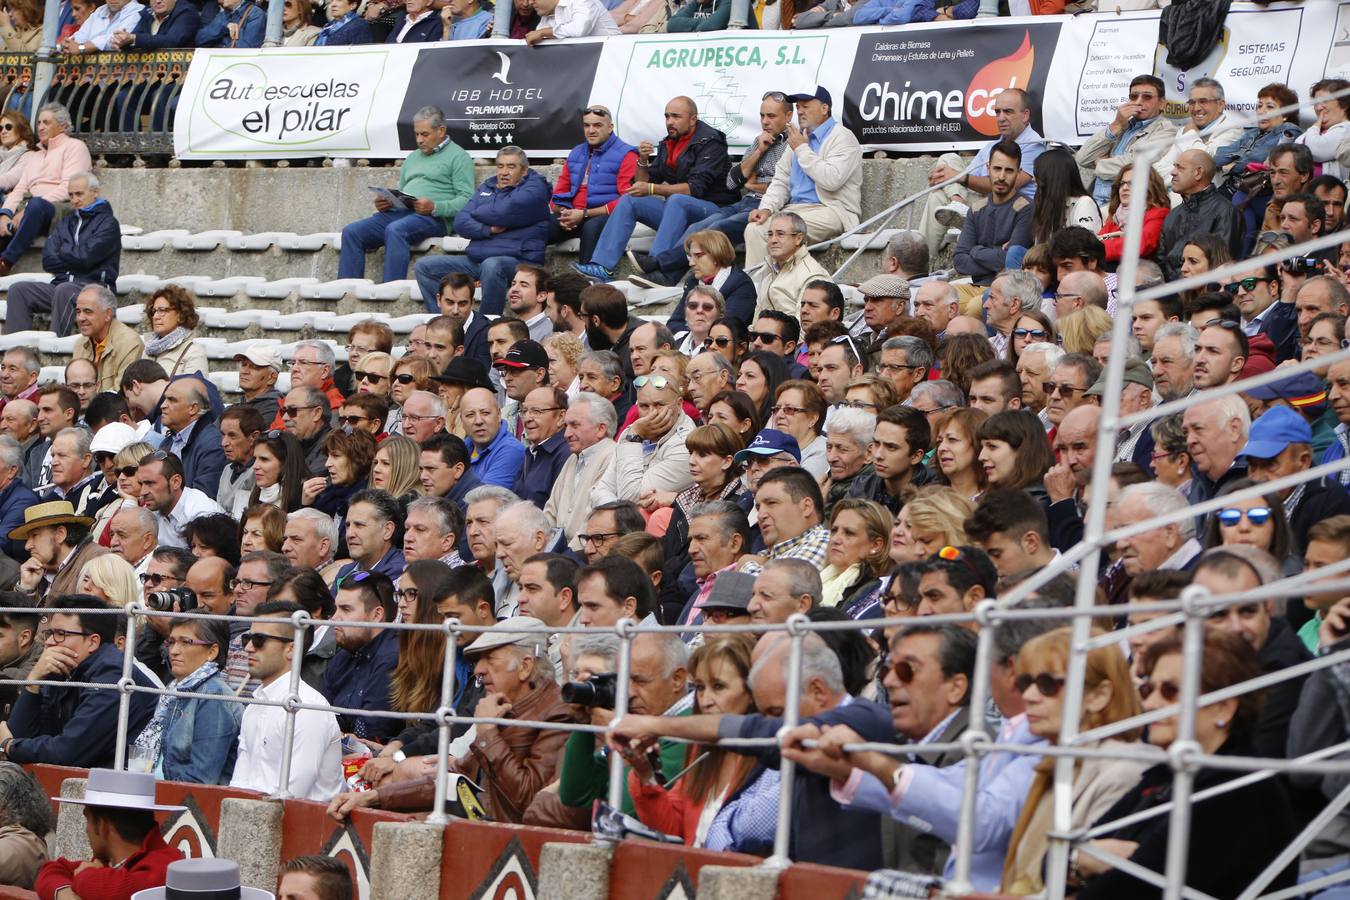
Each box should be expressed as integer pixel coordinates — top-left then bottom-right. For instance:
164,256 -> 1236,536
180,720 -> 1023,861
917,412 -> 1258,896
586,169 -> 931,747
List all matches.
2,197 -> 58,266
3,280 -> 83,335
548,212 -> 607,265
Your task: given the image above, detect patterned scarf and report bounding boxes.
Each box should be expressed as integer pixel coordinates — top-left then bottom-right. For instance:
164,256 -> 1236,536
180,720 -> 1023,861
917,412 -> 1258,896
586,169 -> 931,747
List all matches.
143,326 -> 192,359
131,660 -> 221,769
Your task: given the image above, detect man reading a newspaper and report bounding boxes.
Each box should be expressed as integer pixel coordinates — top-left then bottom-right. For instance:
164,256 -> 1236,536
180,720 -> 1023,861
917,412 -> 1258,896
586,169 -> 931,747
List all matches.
338,105 -> 475,284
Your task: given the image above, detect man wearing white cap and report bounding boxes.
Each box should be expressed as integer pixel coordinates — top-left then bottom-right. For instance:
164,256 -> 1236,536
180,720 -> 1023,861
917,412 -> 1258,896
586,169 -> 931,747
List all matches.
327,616 -> 572,823
34,768 -> 185,900
234,346 -> 284,427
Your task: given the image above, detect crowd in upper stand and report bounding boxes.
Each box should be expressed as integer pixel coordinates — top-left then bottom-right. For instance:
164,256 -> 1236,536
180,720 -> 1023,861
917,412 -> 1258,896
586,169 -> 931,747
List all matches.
1,63 -> 1350,900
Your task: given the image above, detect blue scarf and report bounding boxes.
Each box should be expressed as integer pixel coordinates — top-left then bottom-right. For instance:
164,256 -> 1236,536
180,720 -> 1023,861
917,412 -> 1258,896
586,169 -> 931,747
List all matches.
131,660 -> 221,772
316,10 -> 356,43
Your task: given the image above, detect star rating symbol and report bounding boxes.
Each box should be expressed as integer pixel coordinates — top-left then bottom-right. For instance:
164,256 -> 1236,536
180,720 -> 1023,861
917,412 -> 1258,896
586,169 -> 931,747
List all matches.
471,134 -> 480,144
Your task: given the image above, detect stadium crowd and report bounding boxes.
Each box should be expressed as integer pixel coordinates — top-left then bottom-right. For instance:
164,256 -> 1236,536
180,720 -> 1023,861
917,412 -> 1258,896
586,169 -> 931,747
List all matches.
0,65 -> 1350,900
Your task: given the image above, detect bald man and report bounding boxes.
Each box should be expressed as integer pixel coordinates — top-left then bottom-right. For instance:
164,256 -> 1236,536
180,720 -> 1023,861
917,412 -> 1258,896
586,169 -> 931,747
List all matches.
1159,149 -> 1241,280
573,95 -> 738,283
160,377 -> 226,496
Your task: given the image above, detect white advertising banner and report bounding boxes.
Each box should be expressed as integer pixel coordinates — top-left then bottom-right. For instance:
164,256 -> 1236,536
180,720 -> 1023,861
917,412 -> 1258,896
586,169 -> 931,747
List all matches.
172,0 -> 1341,160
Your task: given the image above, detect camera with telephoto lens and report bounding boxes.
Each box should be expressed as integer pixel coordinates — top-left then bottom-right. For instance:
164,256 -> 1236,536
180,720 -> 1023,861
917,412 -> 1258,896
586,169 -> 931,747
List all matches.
560,672 -> 618,709
145,587 -> 198,613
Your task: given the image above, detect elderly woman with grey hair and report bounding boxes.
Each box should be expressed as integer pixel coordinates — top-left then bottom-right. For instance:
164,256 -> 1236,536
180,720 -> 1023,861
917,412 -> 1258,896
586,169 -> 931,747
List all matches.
0,761 -> 53,887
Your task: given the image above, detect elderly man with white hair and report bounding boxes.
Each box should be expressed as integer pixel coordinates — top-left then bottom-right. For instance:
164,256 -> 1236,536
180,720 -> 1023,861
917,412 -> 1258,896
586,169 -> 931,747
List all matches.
400,390 -> 446,444
282,508 -> 343,585
983,270 -> 1042,358
1184,393 -> 1250,505
545,392 -> 618,550
44,426 -> 112,518
106,503 -> 158,577
1114,481 -> 1202,579
1150,322 -> 1199,403
71,285 -> 142,394
593,373 -> 694,507
494,501 -> 553,619
271,340 -> 342,429
911,280 -> 960,339
823,407 -> 875,516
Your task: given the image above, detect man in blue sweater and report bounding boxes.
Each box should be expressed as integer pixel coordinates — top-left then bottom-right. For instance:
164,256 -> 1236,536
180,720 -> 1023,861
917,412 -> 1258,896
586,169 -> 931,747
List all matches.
953,139 -> 1033,286
415,147 -> 552,318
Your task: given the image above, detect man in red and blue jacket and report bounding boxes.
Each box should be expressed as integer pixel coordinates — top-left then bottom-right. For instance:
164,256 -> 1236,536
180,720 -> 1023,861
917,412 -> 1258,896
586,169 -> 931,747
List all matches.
548,105 -> 638,266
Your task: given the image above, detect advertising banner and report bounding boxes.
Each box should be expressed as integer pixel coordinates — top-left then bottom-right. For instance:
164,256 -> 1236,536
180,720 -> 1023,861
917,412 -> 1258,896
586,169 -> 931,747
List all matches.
172,0 -> 1336,161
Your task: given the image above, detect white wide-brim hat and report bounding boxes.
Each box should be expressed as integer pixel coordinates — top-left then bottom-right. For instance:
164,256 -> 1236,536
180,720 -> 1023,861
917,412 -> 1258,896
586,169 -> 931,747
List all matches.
131,859 -> 275,900
55,768 -> 186,813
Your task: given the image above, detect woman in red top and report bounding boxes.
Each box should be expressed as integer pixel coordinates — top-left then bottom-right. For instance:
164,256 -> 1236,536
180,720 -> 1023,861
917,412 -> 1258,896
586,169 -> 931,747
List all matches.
1097,164 -> 1170,264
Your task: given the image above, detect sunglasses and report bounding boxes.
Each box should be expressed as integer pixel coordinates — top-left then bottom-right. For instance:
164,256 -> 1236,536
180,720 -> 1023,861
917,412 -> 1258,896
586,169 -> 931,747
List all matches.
891,659 -> 922,683
1013,672 -> 1067,697
240,631 -> 295,650
1139,679 -> 1180,702
115,465 -> 139,478
702,336 -> 732,348
762,91 -> 787,101
138,572 -> 180,586
634,374 -> 672,390
748,330 -> 783,344
393,373 -> 418,385
686,302 -> 718,313
582,106 -> 611,118
1223,277 -> 1269,294
831,332 -> 862,361
1013,327 -> 1048,339
0,123 -> 14,132
340,414 -> 372,425
355,370 -> 388,383
1042,382 -> 1083,397
280,405 -> 319,418
1217,506 -> 1272,527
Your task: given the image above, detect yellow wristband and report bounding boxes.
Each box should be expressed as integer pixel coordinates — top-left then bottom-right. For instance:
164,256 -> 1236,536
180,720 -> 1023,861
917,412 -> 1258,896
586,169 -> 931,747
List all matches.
649,183 -> 654,197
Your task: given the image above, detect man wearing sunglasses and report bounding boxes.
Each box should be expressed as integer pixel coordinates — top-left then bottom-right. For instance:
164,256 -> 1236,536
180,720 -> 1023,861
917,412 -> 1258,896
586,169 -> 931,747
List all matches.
1075,74 -> 1175,207
1043,353 -> 1099,432
230,601 -> 343,801
1226,263 -> 1298,363
279,386 -> 334,477
913,545 -> 998,626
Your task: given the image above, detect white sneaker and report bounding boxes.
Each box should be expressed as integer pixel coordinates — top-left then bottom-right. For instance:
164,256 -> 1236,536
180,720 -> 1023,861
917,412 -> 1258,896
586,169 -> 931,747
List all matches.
940,227 -> 961,250
935,198 -> 970,229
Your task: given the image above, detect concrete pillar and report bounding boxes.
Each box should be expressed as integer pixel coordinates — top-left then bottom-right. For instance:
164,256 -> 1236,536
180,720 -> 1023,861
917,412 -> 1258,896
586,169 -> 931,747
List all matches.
54,778 -> 91,860
216,798 -> 284,892
536,842 -> 613,900
695,865 -> 780,900
369,821 -> 444,900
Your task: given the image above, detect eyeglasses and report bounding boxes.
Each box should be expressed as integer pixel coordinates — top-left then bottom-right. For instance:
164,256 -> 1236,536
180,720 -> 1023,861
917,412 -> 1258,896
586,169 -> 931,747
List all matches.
521,406 -> 563,417
634,374 -> 672,390
393,587 -> 420,603
401,412 -> 441,424
1224,277 -> 1269,295
164,637 -> 216,650
1013,327 -> 1049,339
748,330 -> 784,344
231,577 -> 274,591
280,405 -> 319,418
39,627 -> 90,644
1217,507 -> 1272,527
150,305 -> 174,316
355,370 -> 388,383
1042,382 -> 1083,397
340,414 -> 372,425
882,589 -> 917,612
345,344 -> 377,355
1139,679 -> 1179,702
841,399 -> 879,411
702,336 -> 732,348
138,572 -> 181,586
578,531 -> 621,545
289,358 -> 323,369
1053,292 -> 1081,303
770,403 -> 808,417
393,373 -> 418,385
240,631 -> 295,649
1014,672 -> 1067,697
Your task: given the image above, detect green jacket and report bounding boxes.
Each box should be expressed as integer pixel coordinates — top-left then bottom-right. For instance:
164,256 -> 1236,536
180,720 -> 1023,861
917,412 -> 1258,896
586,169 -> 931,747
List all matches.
398,138 -> 475,229
557,704 -> 691,815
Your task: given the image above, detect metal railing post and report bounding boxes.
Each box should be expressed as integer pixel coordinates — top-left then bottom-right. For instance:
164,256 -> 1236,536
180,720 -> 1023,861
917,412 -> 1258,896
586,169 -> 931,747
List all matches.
1160,587 -> 1208,900
426,619 -> 459,825
492,1 -> 511,38
949,600 -> 997,894
113,601 -> 139,771
273,610 -> 310,800
263,0 -> 286,47
33,0 -> 61,105
763,615 -> 807,870
602,617 -> 636,829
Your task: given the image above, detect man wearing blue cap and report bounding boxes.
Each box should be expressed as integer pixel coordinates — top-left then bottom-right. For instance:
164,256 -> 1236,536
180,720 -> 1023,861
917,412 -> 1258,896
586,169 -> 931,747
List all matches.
743,85 -> 862,269
1246,369 -> 1336,456
734,429 -> 802,552
1242,404 -> 1350,554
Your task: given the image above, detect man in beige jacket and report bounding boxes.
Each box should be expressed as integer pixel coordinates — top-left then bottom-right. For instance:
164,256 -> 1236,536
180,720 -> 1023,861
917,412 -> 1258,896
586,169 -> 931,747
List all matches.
592,374 -> 693,507
543,391 -> 618,551
1075,73 -> 1178,208
753,210 -> 830,319
744,85 -> 862,269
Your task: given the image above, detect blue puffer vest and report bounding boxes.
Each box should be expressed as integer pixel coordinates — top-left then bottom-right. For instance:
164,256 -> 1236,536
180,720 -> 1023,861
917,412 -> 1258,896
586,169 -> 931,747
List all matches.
552,131 -> 634,208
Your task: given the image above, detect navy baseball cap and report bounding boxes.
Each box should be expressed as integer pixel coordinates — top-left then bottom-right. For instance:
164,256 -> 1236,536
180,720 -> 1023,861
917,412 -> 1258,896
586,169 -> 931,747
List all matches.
786,86 -> 832,107
1237,405 -> 1313,460
1244,369 -> 1328,410
733,429 -> 801,464
493,339 -> 549,371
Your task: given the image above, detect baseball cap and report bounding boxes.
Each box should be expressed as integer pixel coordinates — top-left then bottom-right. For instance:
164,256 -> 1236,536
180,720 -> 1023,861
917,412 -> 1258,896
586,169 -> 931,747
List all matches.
1085,357 -> 1153,396
1244,369 -> 1328,409
493,340 -> 549,371
697,571 -> 756,613
858,274 -> 911,302
431,357 -> 493,391
232,346 -> 283,371
733,429 -> 801,464
463,616 -> 548,657
786,85 -> 832,107
1237,404 -> 1313,461
90,422 -> 139,455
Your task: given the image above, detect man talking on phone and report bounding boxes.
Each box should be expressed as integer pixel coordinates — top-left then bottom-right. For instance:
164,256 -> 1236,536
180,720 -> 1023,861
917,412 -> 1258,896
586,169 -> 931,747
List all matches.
1074,73 -> 1177,207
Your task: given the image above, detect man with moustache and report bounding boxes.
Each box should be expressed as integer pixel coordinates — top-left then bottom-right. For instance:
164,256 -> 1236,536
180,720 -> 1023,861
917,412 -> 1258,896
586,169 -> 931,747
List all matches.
319,571 -> 399,742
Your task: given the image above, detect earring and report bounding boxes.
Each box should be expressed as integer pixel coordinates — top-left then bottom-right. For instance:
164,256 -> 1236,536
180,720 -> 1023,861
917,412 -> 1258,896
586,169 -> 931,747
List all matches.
1215,718 -> 1228,729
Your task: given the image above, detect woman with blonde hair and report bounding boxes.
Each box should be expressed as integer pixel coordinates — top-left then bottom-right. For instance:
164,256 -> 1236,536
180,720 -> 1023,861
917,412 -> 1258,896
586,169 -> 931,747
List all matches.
820,499 -> 893,614
77,553 -> 139,608
352,351 -> 393,400
371,435 -> 421,503
545,332 -> 584,397
1000,627 -> 1148,895
891,486 -> 976,563
388,355 -> 434,435
89,441 -> 157,542
1057,306 -> 1113,355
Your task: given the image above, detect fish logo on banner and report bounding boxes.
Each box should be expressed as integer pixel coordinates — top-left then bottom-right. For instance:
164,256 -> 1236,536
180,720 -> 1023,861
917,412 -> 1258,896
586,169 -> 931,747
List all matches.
398,43 -> 603,155
842,24 -> 1060,146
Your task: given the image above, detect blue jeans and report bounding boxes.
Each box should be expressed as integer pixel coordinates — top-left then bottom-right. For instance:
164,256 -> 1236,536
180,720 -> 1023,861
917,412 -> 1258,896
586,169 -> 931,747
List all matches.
338,209 -> 447,283
1300,859 -> 1350,899
2,196 -> 56,266
592,195 -> 668,270
415,254 -> 517,316
649,194 -> 725,258
653,195 -> 759,273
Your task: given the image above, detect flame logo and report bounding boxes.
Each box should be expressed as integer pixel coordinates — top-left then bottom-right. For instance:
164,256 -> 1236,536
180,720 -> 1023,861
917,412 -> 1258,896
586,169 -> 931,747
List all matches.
965,32 -> 1035,137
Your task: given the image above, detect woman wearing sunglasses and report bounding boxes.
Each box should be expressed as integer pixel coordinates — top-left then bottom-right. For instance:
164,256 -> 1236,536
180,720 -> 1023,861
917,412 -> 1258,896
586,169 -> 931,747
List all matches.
351,351 -> 393,401
0,111 -> 34,197
88,441 -> 156,543
247,430 -> 307,512
674,284 -> 724,357
704,319 -> 748,368
387,355 -> 434,436
128,616 -> 242,785
1200,478 -> 1301,578
1006,309 -> 1055,367
1000,628 -> 1148,895
1072,629 -> 1299,898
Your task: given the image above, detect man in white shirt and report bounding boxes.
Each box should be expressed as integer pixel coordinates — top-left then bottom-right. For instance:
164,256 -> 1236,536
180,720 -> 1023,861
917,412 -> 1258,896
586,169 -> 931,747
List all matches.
229,601 -> 343,802
525,0 -> 618,44
63,0 -> 145,52
135,450 -> 223,548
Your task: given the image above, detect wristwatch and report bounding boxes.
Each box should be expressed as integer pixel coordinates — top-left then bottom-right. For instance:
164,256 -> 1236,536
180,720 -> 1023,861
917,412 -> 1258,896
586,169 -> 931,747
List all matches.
391,749 -> 407,763
889,763 -> 904,792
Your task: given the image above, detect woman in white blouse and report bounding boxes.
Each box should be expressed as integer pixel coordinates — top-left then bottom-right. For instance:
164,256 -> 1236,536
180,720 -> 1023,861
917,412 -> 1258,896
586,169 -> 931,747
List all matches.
1296,78 -> 1350,181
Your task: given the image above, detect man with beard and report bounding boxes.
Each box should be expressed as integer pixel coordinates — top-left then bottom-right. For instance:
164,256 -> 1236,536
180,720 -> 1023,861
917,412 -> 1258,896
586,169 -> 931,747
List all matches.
579,283 -> 640,380
319,571 -> 399,742
1191,320 -> 1248,390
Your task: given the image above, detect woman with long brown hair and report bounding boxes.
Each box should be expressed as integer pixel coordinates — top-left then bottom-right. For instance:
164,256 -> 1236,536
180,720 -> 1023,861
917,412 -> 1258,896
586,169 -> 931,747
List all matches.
389,561 -> 456,727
